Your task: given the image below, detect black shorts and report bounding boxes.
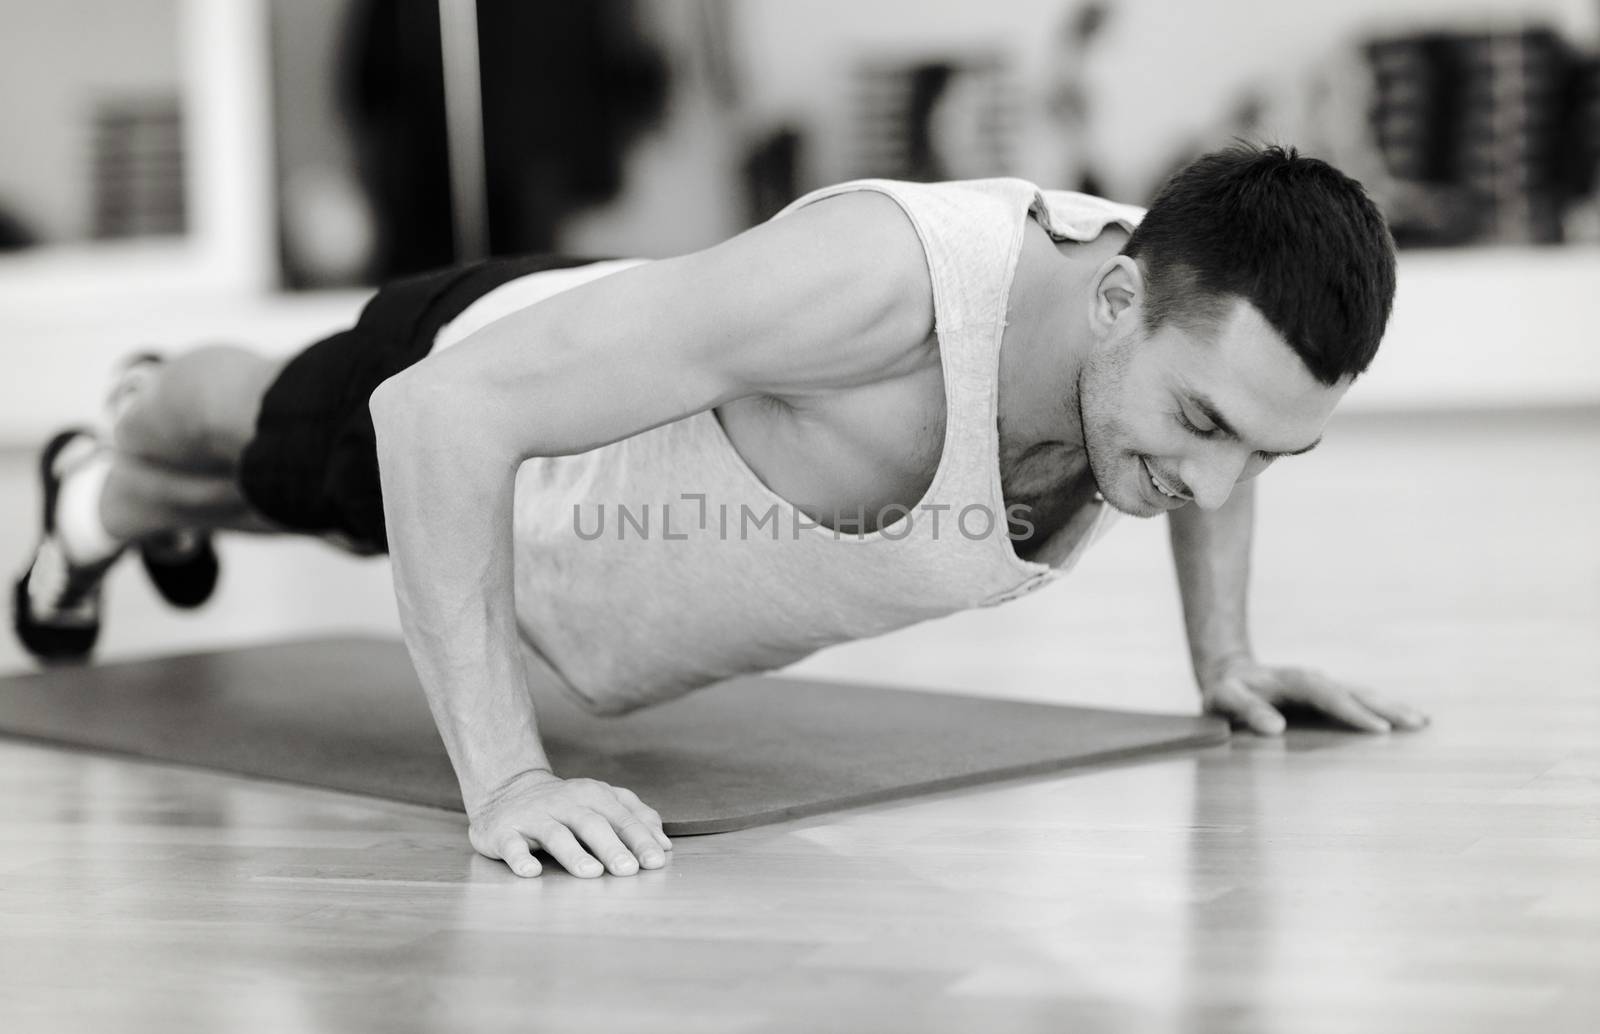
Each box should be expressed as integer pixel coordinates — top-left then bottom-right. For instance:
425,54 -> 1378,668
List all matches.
238,255 -> 605,553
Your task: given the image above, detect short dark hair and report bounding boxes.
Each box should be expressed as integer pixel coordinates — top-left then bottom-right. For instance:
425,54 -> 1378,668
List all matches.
1121,142 -> 1396,386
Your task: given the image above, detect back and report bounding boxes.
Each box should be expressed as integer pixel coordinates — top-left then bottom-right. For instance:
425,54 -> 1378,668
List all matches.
477,179 -> 1136,715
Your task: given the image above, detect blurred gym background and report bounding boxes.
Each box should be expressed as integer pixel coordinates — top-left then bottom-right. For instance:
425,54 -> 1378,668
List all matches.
0,0 -> 1597,678
3,0 -> 1599,430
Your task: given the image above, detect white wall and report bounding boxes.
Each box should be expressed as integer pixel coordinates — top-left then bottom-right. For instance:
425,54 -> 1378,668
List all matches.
1355,246 -> 1600,410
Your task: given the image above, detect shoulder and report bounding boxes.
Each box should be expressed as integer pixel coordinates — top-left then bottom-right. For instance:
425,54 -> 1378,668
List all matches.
665,187 -> 938,395
764,188 -> 932,314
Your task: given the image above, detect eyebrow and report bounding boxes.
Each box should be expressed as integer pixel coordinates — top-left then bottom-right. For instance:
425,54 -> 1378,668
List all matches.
1189,392 -> 1323,458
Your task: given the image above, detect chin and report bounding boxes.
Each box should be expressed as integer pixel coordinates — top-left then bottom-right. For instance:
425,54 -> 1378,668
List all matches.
1102,484 -> 1161,519
1079,399 -> 1162,517
1085,446 -> 1156,519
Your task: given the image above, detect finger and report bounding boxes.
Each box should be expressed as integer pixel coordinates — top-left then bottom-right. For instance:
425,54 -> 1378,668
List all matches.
613,787 -> 672,851
496,831 -> 542,879
531,823 -> 605,879
583,792 -> 666,868
608,811 -> 669,870
1301,679 -> 1391,733
1352,689 -> 1430,731
569,809 -> 642,876
1208,681 -> 1285,736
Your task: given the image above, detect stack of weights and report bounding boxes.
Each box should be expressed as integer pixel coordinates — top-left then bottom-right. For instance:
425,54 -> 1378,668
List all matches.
1364,25 -> 1594,246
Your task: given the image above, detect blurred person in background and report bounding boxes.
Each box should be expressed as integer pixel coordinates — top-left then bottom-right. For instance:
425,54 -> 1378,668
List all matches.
275,0 -> 667,287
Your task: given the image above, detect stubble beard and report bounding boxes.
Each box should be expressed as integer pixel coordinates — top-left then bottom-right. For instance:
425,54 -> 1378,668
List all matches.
1078,340 -> 1148,518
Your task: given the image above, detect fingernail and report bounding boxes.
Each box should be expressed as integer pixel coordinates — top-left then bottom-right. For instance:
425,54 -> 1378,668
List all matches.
579,862 -> 602,877
641,850 -> 663,866
614,856 -> 638,873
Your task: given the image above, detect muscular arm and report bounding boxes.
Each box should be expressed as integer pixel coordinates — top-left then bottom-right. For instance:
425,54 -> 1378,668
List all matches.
368,191 -> 932,875
1167,480 -> 1429,735
1167,480 -> 1256,692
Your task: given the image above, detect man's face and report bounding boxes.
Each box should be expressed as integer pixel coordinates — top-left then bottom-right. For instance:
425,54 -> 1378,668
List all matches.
1079,296 -> 1350,517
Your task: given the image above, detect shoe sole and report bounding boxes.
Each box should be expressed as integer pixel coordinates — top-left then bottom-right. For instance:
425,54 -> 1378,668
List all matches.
11,428 -> 104,662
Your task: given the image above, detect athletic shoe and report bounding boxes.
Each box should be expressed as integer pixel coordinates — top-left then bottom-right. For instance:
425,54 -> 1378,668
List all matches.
107,351 -> 221,610
139,530 -> 219,609
11,429 -> 121,662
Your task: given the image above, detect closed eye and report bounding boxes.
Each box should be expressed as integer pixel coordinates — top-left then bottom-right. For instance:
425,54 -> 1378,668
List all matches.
1177,410 -> 1285,462
1176,410 -> 1222,440
1178,390 -> 1323,460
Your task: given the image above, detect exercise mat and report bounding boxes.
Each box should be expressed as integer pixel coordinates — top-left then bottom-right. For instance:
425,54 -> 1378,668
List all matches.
0,637 -> 1229,834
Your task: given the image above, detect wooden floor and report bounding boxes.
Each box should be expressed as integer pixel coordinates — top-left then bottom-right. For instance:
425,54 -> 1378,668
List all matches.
1,409 -> 1596,1033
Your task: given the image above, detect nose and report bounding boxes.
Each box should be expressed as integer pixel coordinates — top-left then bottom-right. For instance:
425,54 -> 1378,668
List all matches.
1178,448 -> 1250,512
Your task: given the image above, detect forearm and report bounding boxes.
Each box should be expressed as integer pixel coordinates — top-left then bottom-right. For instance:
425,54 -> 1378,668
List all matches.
370,379 -> 550,813
1167,480 -> 1256,680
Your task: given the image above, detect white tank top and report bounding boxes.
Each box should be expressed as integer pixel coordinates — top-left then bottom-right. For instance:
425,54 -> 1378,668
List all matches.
435,178 -> 1145,714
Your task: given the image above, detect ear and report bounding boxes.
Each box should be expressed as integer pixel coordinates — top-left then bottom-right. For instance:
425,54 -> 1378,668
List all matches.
1091,256 -> 1142,336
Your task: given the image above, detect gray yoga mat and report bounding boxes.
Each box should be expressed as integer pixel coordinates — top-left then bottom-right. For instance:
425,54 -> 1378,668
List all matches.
0,637 -> 1229,834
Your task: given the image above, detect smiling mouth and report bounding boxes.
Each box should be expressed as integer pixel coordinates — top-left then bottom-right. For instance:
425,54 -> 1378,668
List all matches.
1141,457 -> 1185,500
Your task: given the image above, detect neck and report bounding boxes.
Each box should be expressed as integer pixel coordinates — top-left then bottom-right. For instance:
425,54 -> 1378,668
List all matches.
997,234 -> 1103,461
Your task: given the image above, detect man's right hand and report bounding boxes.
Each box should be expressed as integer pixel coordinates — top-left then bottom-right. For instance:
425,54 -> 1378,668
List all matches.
466,769 -> 672,879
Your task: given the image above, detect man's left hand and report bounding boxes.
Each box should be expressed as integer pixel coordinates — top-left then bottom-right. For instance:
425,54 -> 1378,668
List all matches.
1198,656 -> 1431,736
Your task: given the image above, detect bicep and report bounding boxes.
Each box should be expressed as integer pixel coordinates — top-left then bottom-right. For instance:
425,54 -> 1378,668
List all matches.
384,191 -> 934,458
